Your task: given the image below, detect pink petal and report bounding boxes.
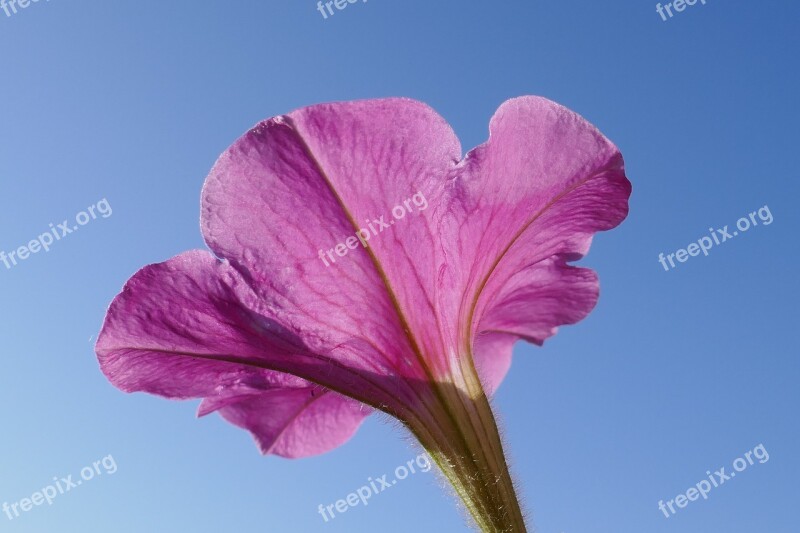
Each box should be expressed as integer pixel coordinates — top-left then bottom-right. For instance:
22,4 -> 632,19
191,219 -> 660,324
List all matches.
472,332 -> 516,396
199,388 -> 369,458
200,98 -> 462,389
440,96 -> 630,363
97,250 -> 370,457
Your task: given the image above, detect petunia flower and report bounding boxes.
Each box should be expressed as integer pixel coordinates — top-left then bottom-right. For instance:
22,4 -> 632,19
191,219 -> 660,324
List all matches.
96,96 -> 630,532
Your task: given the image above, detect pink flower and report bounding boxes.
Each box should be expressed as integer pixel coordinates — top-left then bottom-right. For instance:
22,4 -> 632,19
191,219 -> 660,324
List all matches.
96,96 -> 630,531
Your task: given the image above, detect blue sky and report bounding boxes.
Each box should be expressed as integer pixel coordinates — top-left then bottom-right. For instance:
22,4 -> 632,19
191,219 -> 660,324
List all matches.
1,1 -> 798,532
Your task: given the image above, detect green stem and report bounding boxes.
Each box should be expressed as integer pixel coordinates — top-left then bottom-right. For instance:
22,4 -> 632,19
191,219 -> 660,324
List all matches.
407,375 -> 527,532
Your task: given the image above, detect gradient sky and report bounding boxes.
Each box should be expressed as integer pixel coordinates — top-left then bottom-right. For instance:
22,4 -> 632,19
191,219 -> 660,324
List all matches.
1,1 -> 798,532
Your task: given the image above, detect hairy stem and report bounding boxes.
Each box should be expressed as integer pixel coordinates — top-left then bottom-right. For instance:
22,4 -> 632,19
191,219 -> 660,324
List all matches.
407,375 -> 527,532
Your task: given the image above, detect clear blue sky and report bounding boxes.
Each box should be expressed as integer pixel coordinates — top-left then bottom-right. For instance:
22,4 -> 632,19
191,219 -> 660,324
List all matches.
1,1 -> 797,532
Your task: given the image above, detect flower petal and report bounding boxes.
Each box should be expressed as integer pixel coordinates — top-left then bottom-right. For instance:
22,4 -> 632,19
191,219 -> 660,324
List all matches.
472,332 -> 516,396
477,260 -> 600,345
97,250 -> 371,457
439,96 -> 630,367
199,388 -> 370,458
200,98 -> 463,387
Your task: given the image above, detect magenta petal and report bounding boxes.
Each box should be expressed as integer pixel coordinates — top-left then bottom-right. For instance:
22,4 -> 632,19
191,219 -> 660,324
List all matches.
472,332 -> 516,396
440,96 -> 630,361
477,260 -> 600,345
98,250 -> 266,399
200,99 -> 463,385
97,250 -> 370,457
200,389 -> 370,458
